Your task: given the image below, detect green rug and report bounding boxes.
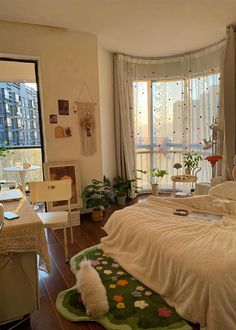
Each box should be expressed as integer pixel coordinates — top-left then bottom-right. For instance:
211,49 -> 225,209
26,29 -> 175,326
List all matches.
56,245 -> 191,330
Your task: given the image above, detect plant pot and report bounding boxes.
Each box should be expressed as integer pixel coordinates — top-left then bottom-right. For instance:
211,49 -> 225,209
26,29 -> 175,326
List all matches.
151,183 -> 159,196
185,168 -> 191,176
117,195 -> 126,206
91,209 -> 103,222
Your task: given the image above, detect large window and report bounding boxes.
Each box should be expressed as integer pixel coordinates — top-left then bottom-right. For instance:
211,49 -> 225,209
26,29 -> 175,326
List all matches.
0,60 -> 43,186
134,73 -> 220,190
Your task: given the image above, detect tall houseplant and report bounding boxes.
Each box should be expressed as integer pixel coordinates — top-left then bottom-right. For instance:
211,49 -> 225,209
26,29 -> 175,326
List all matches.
183,153 -> 202,176
82,176 -> 114,221
137,168 -> 168,196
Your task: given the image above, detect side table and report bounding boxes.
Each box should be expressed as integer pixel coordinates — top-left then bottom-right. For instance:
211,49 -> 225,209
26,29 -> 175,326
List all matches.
171,175 -> 197,197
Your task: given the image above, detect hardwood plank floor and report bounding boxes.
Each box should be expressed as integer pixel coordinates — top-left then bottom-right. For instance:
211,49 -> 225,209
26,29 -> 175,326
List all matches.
2,194 -> 199,330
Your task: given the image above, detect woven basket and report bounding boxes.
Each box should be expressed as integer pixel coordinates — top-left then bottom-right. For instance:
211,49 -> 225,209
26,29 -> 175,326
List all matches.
91,209 -> 103,222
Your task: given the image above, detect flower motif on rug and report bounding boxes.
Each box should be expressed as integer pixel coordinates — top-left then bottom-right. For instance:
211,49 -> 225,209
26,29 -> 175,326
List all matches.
109,284 -> 117,289
111,276 -> 118,282
158,307 -> 172,317
117,271 -> 125,275
104,270 -> 112,275
101,261 -> 108,265
91,260 -> 100,266
131,290 -> 142,298
96,266 -> 103,270
136,286 -> 145,291
145,291 -> 153,296
111,263 -> 119,268
113,295 -> 124,302
117,279 -> 128,286
134,300 -> 149,309
116,302 -> 125,309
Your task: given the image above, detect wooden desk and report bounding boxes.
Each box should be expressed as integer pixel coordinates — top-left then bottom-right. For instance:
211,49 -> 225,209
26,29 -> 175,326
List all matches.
0,191 -> 50,325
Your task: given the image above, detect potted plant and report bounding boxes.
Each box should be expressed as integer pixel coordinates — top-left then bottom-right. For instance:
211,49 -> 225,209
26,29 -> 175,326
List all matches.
0,140 -> 9,157
82,176 -> 114,221
112,176 -> 136,206
183,153 -> 202,176
136,168 -> 168,196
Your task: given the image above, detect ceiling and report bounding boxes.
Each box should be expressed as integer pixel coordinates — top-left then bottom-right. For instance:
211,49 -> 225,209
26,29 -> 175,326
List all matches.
0,0 -> 236,57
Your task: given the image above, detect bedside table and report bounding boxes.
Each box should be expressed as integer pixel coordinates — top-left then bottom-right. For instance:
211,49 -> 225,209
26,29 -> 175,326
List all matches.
171,175 -> 197,197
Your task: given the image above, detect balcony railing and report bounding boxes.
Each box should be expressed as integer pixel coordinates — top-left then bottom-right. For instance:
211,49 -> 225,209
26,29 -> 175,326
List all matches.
136,146 -> 213,192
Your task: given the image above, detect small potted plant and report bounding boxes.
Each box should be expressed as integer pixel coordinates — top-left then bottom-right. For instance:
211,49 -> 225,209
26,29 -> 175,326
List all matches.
183,153 -> 202,176
136,168 -> 168,196
82,176 -> 114,221
113,176 -> 136,206
0,141 -> 10,157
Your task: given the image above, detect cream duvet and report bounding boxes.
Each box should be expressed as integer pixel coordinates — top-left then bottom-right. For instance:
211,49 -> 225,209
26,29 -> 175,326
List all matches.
100,195 -> 236,330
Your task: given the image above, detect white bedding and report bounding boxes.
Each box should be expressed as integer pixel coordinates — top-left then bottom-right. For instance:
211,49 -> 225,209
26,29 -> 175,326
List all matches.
100,195 -> 236,330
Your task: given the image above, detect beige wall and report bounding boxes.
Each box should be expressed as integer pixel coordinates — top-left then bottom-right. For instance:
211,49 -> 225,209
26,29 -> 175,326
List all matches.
0,21 -> 103,188
98,45 -> 117,180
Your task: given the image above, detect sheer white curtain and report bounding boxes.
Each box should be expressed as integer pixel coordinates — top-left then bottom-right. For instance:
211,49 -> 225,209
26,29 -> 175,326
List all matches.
114,42 -> 225,184
223,26 -> 236,179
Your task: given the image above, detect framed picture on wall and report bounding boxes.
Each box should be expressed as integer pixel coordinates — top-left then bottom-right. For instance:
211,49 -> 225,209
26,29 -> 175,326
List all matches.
58,99 -> 69,115
43,161 -> 82,211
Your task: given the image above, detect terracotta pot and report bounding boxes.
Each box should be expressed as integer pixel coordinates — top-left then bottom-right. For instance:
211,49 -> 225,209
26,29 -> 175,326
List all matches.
151,183 -> 159,196
91,209 -> 103,222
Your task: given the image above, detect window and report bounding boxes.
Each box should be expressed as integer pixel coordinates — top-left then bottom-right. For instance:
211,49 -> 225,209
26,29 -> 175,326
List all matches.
134,73 -> 220,189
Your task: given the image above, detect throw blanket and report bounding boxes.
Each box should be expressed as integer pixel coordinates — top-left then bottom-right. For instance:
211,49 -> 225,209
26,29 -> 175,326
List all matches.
100,195 -> 236,330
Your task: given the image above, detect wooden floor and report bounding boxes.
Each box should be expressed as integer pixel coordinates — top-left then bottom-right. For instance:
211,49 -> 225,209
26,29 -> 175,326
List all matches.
2,195 -> 199,330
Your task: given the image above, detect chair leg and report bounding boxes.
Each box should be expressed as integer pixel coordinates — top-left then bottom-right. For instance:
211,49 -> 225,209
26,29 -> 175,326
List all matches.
63,227 -> 69,263
68,211 -> 74,244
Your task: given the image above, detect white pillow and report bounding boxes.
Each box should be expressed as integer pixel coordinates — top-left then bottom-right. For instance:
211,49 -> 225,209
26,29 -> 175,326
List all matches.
208,181 -> 236,201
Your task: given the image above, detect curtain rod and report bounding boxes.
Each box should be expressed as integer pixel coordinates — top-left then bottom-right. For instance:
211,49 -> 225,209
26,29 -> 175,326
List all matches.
116,37 -> 226,61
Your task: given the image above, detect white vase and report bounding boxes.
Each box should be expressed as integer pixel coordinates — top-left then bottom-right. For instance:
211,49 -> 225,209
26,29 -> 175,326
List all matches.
151,183 -> 159,196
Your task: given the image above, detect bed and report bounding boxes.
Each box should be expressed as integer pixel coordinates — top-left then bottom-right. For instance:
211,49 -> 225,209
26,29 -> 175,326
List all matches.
100,183 -> 236,330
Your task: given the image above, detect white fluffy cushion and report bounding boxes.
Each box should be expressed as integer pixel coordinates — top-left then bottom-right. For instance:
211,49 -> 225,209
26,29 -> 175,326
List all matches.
208,181 -> 236,201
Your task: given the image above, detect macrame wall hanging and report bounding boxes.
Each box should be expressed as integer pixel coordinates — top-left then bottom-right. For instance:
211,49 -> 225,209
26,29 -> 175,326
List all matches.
74,82 -> 97,156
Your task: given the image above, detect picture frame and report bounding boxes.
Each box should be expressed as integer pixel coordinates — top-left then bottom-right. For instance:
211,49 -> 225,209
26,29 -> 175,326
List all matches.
43,161 -> 82,211
58,99 -> 69,115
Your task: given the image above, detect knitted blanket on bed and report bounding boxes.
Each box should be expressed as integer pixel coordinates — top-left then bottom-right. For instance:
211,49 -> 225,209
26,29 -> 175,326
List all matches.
100,195 -> 236,330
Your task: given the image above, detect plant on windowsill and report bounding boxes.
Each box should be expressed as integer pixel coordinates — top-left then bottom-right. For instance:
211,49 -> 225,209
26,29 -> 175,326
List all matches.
112,176 -> 137,206
82,176 -> 114,222
136,168 -> 168,196
183,153 -> 202,176
0,141 -> 10,157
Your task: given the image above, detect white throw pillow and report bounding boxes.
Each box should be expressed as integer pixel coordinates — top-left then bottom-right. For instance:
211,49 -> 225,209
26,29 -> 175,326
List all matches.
208,181 -> 236,200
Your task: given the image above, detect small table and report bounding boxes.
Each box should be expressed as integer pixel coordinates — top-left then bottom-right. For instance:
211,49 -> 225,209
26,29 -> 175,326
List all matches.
2,166 -> 40,194
171,175 -> 197,197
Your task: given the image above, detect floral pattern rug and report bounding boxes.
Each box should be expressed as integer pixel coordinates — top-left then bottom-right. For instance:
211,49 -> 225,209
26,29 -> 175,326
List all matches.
56,245 -> 191,330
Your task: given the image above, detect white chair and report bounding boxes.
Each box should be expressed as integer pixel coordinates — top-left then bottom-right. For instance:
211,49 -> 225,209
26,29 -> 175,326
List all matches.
29,180 -> 73,262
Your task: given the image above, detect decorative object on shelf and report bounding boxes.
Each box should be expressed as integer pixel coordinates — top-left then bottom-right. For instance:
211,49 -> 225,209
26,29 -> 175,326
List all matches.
58,100 -> 69,115
44,161 -> 82,211
173,163 -> 182,176
50,114 -> 57,124
82,176 -> 114,221
112,176 -> 136,206
55,126 -> 72,138
136,168 -> 168,196
183,153 -> 202,176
